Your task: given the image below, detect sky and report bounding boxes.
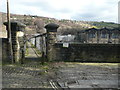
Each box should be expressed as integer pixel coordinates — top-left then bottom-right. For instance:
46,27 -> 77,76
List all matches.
0,0 -> 119,23
118,1 -> 120,24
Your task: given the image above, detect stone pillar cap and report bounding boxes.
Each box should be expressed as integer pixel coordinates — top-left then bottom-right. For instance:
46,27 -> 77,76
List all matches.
45,23 -> 59,30
3,21 -> 26,27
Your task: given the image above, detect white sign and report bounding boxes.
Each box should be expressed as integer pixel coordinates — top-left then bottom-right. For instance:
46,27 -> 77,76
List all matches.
17,31 -> 24,37
63,43 -> 69,48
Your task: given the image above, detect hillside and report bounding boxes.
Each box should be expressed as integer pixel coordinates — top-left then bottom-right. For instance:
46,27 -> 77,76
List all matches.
1,12 -> 119,36
90,21 -> 118,29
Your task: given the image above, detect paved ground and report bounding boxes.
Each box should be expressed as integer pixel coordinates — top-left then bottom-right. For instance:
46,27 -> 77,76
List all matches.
2,42 -> 52,88
2,63 -> 51,88
2,42 -> 119,89
54,63 -> 119,89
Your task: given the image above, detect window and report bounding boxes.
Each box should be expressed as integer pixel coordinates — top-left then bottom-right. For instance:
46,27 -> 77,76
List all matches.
88,33 -> 96,38
112,33 -> 119,38
101,33 -> 107,38
101,31 -> 107,38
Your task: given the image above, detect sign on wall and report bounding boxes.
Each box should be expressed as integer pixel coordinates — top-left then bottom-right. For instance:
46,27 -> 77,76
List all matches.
63,43 -> 69,48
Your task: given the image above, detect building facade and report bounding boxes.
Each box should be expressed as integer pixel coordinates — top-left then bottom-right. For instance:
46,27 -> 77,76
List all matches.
77,27 -> 120,44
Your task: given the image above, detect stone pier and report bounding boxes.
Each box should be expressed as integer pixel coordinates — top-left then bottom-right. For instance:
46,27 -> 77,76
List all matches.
4,21 -> 26,64
45,23 -> 59,61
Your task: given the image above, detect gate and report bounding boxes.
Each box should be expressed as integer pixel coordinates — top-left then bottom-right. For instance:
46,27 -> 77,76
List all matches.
29,23 -> 59,61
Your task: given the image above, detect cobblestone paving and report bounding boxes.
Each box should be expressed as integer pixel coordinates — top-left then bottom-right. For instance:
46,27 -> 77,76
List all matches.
2,42 -> 119,89
2,62 -> 51,88
54,63 -> 119,89
2,62 -> 119,89
2,42 -> 51,88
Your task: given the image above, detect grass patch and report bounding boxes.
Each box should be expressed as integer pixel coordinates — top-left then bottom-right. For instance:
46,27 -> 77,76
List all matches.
2,62 -> 22,67
38,62 -> 52,75
31,43 -> 35,48
65,62 -> 119,68
38,61 -> 64,75
0,61 -> 2,66
25,48 -> 29,56
34,48 -> 42,55
29,42 -> 42,56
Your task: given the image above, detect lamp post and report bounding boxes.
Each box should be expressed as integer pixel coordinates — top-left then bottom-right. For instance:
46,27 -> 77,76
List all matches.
7,0 -> 13,63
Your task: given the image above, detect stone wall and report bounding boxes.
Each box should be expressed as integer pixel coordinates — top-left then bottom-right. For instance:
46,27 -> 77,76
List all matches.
54,43 -> 120,62
3,21 -> 26,64
17,31 -> 26,64
2,38 -> 10,63
2,35 -> 25,64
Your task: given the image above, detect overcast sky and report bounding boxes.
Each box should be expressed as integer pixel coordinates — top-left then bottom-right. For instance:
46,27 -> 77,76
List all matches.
1,0 -> 119,23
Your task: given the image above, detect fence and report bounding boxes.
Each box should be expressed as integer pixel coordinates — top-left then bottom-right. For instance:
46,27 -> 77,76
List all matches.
30,33 -> 47,57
